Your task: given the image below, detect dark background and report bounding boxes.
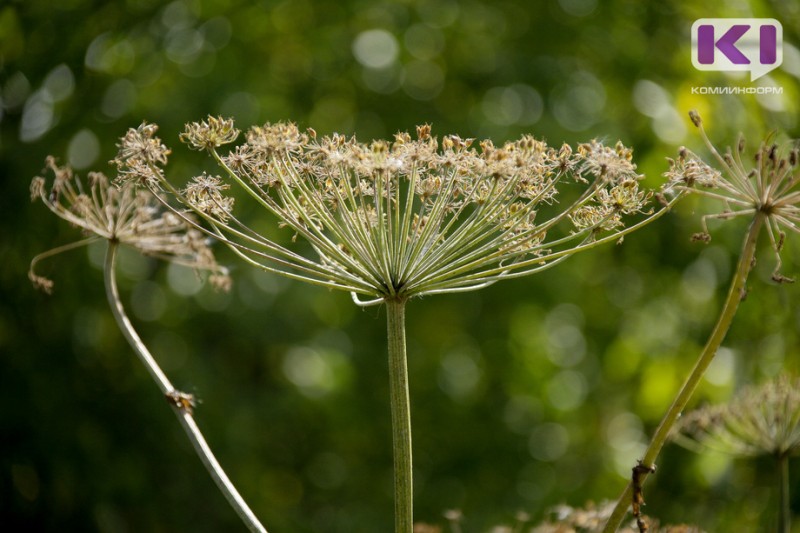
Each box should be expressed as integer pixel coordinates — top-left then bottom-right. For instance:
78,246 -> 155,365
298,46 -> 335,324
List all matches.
3,0 -> 800,531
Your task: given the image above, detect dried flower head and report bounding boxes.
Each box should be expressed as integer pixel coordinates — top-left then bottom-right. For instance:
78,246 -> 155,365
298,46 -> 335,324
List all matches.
663,111 -> 800,283
183,173 -> 235,222
672,374 -> 800,458
111,122 -> 171,186
180,115 -> 240,151
578,140 -> 640,183
30,156 -> 229,293
148,117 -> 662,304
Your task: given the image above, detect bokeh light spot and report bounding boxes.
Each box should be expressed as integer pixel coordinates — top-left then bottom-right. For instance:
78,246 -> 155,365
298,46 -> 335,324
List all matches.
101,79 -> 137,119
529,422 -> 569,462
704,347 -> 735,386
130,280 -> 167,322
551,71 -> 606,132
168,263 -> 203,296
352,29 -> 399,69
20,91 -> 54,142
283,347 -> 351,398
404,24 -> 445,61
67,129 -> 100,169
438,350 -> 482,401
43,64 -> 75,102
402,60 -> 444,101
546,370 -> 588,411
558,0 -> 598,17
219,91 -> 261,125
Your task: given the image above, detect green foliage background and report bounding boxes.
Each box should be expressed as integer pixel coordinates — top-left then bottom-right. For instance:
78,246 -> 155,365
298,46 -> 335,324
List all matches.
2,0 -> 800,531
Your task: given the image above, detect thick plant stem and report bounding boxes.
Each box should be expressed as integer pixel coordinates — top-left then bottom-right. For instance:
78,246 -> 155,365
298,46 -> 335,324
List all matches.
104,242 -> 267,533
386,298 -> 413,533
603,213 -> 765,532
779,453 -> 790,533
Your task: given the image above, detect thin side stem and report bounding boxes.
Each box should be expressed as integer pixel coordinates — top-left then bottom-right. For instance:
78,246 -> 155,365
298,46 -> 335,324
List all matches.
103,242 -> 267,533
386,298 -> 413,533
779,453 -> 790,533
602,212 -> 766,533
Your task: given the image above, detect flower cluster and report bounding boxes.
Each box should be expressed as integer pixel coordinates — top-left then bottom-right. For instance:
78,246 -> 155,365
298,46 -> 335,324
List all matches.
154,116 -> 658,303
663,111 -> 800,282
183,173 -> 235,222
181,116 -> 240,151
672,374 -> 800,458
30,156 -> 229,293
111,122 -> 172,186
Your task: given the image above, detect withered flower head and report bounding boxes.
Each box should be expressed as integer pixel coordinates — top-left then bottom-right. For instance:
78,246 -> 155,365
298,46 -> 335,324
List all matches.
183,173 -> 235,222
30,156 -> 229,293
664,111 -> 800,283
673,374 -> 800,458
144,117 -> 662,304
180,116 -> 240,151
111,122 -> 171,186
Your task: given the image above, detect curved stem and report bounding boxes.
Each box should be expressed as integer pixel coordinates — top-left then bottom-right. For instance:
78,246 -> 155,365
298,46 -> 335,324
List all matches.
103,242 -> 267,533
386,298 -> 413,533
602,212 -> 765,532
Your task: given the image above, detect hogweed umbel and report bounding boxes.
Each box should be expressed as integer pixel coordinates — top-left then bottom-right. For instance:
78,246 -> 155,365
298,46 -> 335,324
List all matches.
145,119 -> 664,302
30,149 -> 266,532
29,154 -> 230,293
604,112 -> 800,532
673,375 -> 800,533
664,110 -> 800,283
114,117 -> 677,533
673,374 -> 800,458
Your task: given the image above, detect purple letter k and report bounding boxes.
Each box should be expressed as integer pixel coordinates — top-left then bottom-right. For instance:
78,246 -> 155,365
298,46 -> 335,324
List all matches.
697,24 -> 750,64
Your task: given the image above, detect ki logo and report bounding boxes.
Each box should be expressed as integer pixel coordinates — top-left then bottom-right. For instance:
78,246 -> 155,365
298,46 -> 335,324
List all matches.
691,18 -> 783,81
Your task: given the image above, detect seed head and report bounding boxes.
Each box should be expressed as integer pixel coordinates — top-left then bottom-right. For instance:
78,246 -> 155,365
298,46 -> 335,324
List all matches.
111,122 -> 171,186
151,118 -> 664,302
663,111 -> 800,282
673,374 -> 800,458
180,116 -> 240,151
183,173 -> 235,222
30,157 -> 229,293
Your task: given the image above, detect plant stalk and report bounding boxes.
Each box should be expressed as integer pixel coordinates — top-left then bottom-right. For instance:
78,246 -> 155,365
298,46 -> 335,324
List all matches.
779,453 -> 790,533
602,212 -> 765,532
386,298 -> 413,533
103,242 -> 267,533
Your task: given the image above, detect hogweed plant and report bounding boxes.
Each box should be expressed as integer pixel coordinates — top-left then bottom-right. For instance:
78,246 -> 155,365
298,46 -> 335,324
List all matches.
34,118 -> 678,532
603,112 -> 800,532
157,117 -> 678,533
672,375 -> 800,533
29,158 -> 267,532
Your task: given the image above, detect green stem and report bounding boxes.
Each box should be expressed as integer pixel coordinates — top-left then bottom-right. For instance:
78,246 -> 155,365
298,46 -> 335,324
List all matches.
602,212 -> 765,532
386,298 -> 413,533
779,453 -> 790,533
103,242 -> 267,533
